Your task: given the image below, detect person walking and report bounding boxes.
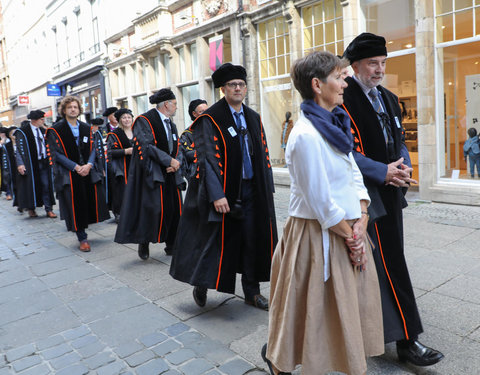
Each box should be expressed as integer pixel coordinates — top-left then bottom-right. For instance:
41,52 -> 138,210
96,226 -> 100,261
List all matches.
170,63 -> 277,311
106,108 -> 134,222
15,110 -> 56,218
114,89 -> 183,259
341,32 -> 444,367
46,96 -> 110,252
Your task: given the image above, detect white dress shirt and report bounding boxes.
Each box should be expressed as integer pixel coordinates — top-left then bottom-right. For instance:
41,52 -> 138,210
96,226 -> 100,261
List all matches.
286,112 -> 370,280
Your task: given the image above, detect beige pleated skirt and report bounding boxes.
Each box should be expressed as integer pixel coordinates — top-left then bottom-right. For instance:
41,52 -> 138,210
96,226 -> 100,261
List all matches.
266,217 -> 384,375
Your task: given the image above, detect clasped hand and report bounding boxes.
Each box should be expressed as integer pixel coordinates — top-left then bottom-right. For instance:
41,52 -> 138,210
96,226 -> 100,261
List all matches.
166,158 -> 181,173
74,164 -> 92,176
345,216 -> 368,270
385,157 -> 418,187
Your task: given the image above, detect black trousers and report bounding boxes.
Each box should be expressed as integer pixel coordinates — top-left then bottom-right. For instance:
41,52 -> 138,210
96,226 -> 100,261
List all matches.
38,159 -> 53,212
240,179 -> 260,299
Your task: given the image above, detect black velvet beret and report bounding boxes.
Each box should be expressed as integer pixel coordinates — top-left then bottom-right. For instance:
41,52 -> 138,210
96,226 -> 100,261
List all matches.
0,126 -> 7,134
27,110 -> 45,120
212,63 -> 247,88
149,88 -> 175,104
102,107 -> 118,117
343,33 -> 387,64
188,99 -> 207,121
114,108 -> 133,122
90,118 -> 104,126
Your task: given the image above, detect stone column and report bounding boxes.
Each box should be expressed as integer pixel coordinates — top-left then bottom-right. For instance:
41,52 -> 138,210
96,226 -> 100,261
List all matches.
415,0 -> 436,200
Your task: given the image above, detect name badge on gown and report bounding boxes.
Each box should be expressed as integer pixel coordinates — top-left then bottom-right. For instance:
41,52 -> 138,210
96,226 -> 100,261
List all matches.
228,126 -> 237,137
172,134 -> 177,141
394,116 -> 401,128
83,136 -> 89,143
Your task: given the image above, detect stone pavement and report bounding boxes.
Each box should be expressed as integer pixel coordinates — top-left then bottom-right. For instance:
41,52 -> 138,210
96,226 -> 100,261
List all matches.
0,183 -> 480,375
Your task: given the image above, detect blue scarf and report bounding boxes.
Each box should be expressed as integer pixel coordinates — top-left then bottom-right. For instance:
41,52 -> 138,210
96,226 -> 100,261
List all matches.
300,99 -> 353,155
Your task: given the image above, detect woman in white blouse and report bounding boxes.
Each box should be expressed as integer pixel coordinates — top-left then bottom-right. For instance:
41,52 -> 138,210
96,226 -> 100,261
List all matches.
262,51 -> 384,375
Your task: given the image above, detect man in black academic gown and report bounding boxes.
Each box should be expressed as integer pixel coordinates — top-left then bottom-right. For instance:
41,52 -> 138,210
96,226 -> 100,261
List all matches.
114,89 -> 183,259
341,33 -> 444,367
46,96 -> 109,252
0,126 -> 17,202
15,110 -> 56,218
178,99 -> 208,181
170,63 -> 278,311
101,107 -> 118,137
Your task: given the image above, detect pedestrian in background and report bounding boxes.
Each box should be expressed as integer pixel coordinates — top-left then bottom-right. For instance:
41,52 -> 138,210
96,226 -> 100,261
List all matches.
170,63 -> 277,311
15,111 -> 56,218
114,89 -> 183,260
101,107 -> 118,137
46,96 -> 110,252
342,32 -> 444,366
106,108 -> 134,222
263,51 -> 383,375
0,126 -> 17,202
178,99 -> 208,181
463,127 -> 480,178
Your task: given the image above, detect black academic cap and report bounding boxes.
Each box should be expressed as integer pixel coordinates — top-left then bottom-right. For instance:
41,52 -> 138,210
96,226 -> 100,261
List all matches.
343,33 -> 387,64
102,107 -> 118,117
27,110 -> 45,120
114,108 -> 133,122
188,99 -> 207,121
149,88 -> 175,104
212,63 -> 247,88
90,118 -> 104,126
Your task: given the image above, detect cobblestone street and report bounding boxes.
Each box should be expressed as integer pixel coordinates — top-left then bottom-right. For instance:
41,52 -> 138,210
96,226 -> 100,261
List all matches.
0,182 -> 479,374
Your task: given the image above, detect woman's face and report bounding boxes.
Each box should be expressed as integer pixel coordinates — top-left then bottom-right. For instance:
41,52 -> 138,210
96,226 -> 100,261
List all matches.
315,68 -> 348,111
120,114 -> 133,128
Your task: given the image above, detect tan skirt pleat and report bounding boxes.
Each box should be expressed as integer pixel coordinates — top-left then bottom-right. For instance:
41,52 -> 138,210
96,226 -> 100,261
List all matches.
266,217 -> 384,375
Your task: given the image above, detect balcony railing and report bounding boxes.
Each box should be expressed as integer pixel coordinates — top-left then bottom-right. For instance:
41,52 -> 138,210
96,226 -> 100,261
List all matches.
63,59 -> 71,68
75,51 -> 85,63
53,64 -> 60,73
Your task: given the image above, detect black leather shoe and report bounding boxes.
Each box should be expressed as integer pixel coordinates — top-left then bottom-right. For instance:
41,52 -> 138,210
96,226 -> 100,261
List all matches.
261,343 -> 291,375
397,340 -> 444,366
138,243 -> 149,260
193,286 -> 207,307
245,294 -> 269,311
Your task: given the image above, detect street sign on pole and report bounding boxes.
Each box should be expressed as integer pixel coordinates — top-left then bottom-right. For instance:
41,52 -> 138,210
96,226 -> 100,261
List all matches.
47,84 -> 61,96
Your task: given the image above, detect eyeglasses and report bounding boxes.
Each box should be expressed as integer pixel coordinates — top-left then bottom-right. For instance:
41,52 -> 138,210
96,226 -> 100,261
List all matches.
225,82 -> 246,89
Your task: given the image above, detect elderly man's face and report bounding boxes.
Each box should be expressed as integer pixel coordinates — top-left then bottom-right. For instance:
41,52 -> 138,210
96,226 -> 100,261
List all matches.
193,103 -> 208,118
352,56 -> 387,89
108,113 -> 118,126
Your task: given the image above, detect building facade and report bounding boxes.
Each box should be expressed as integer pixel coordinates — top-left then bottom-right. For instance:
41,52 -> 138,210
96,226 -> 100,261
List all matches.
1,0 -> 479,204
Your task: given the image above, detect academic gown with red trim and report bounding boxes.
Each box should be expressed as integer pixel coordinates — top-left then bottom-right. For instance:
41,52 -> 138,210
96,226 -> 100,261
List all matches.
169,98 -> 278,294
342,76 -> 423,343
114,108 -> 183,245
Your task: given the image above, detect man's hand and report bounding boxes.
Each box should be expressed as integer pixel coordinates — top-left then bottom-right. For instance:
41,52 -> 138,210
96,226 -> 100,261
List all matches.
17,165 -> 26,175
167,158 -> 181,173
125,147 -> 133,155
75,164 -> 92,177
213,197 -> 230,214
385,157 -> 418,187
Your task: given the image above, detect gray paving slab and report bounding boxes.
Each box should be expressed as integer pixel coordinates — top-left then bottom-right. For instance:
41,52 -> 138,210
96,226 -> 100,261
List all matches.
179,358 -> 215,375
186,298 -> 268,345
0,266 -> 31,288
17,363 -> 51,375
61,325 -> 90,341
36,334 -> 65,351
151,339 -> 182,357
29,255 -> 86,276
163,323 -> 190,337
39,263 -> 104,288
55,363 -> 90,375
41,342 -> 73,360
53,274 -> 123,302
74,241 -> 133,262
154,287 -> 234,321
19,247 -> 71,266
0,289 -> 63,325
138,331 -> 168,347
88,303 -> 177,347
71,334 -> 98,349
11,354 -> 41,372
113,341 -> 144,359
50,351 -> 82,370
67,287 -> 147,323
135,358 -> 169,375
218,357 -> 254,375
124,349 -> 155,367
5,343 -> 35,362
76,341 -> 107,359
96,360 -> 127,375
0,305 -> 79,351
165,348 -> 196,365
82,351 -> 116,370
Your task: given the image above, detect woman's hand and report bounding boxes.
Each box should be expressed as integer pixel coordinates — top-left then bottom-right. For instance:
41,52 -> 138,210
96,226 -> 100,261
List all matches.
348,244 -> 367,270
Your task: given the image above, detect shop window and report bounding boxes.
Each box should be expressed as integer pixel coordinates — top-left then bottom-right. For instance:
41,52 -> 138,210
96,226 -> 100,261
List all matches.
257,17 -> 293,165
135,94 -> 149,115
303,0 -> 343,55
181,84 -> 199,131
163,54 -> 171,86
435,0 -> 480,42
361,0 -> 415,52
258,17 -> 291,79
150,55 -> 160,89
437,41 -> 480,179
382,54 -> 419,184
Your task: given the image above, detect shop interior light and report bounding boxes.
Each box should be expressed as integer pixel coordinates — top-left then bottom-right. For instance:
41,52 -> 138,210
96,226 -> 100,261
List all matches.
405,43 -> 413,48
387,40 -> 394,44
448,82 -> 453,85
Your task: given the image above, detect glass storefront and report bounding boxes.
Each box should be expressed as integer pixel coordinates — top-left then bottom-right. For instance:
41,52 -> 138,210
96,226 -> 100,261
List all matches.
258,16 -> 292,165
436,1 -> 480,180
